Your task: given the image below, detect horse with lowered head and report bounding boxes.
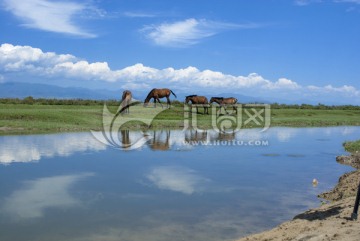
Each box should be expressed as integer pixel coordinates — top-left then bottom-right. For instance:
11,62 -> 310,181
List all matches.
210,97 -> 238,114
185,95 -> 209,114
144,88 -> 177,108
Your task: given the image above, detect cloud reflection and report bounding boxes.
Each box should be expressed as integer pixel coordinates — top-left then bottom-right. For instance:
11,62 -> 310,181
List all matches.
0,133 -> 106,164
1,173 -> 94,219
146,166 -> 210,195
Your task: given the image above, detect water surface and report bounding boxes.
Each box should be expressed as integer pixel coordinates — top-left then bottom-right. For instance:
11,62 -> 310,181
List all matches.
0,127 -> 358,241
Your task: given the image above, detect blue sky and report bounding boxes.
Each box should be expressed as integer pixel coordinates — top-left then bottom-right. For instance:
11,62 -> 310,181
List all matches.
0,0 -> 359,104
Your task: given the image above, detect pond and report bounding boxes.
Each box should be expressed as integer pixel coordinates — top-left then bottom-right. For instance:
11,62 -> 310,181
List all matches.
0,127 -> 359,241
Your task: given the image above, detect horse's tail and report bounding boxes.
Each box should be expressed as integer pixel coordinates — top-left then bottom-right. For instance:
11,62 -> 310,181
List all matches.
170,89 -> 177,98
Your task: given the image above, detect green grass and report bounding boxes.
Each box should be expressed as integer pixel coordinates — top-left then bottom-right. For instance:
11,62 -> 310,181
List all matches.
0,103 -> 360,135
0,104 -> 103,134
343,140 -> 360,153
270,109 -> 360,126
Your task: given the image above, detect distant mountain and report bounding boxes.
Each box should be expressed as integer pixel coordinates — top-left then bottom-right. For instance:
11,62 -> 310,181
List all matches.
0,83 -> 270,103
213,92 -> 269,104
3,82 -> 329,105
0,82 -> 121,100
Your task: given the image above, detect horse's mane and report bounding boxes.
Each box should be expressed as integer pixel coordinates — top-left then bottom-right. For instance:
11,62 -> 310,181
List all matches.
185,95 -> 197,98
212,97 -> 224,100
145,88 -> 156,100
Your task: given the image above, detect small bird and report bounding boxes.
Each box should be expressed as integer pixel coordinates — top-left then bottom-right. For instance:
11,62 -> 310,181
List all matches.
312,178 -> 319,187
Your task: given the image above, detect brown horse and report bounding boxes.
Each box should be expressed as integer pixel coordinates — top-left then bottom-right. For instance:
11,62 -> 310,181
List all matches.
120,90 -> 132,114
185,95 -> 209,114
210,97 -> 238,114
144,88 -> 177,108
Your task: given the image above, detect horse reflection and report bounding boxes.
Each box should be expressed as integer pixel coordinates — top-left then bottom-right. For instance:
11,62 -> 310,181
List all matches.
120,130 -> 131,149
184,129 -> 208,142
209,131 -> 236,142
148,130 -> 171,151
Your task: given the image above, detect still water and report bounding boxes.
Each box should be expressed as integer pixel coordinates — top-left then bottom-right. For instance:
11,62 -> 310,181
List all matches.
0,127 -> 359,241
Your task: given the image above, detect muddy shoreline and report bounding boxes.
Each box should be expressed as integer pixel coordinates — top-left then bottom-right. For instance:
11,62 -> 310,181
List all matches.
236,153 -> 360,241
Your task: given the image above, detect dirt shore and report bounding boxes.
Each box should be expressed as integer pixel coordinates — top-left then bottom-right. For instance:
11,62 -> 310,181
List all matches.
236,153 -> 360,241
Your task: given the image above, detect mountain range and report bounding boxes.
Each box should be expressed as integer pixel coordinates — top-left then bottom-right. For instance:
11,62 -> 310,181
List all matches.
0,82 -> 270,104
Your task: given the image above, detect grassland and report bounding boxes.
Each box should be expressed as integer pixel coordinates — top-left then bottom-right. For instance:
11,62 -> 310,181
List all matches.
0,102 -> 359,135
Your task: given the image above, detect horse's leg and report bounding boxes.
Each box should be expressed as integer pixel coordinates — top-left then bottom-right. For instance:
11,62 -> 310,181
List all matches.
157,97 -> 163,108
223,105 -> 229,114
166,96 -> 170,108
233,105 -> 237,114
217,106 -> 222,116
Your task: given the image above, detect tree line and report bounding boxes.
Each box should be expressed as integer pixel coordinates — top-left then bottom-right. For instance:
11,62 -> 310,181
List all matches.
0,96 -> 359,110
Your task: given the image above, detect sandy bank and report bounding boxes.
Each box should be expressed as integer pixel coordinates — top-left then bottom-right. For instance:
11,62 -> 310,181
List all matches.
236,153 -> 360,241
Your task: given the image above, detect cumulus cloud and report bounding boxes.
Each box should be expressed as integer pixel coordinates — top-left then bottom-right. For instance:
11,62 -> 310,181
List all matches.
307,84 -> 360,96
265,78 -> 301,90
141,18 -> 260,47
0,43 -> 359,102
0,43 -> 76,72
3,0 -> 96,37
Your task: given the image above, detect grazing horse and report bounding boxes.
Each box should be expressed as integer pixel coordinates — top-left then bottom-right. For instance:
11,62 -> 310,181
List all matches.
144,88 -> 177,108
210,97 -> 238,114
120,90 -> 132,114
185,95 -> 209,114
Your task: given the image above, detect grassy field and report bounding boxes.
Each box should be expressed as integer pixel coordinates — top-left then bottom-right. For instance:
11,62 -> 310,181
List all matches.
0,103 -> 359,135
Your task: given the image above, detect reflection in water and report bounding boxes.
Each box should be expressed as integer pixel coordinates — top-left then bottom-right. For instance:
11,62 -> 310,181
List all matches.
1,127 -> 358,165
0,133 -> 106,164
0,127 -> 360,241
184,129 -> 208,142
209,131 -> 236,142
148,130 -> 171,151
1,173 -> 94,220
147,166 -> 210,194
121,129 -> 131,147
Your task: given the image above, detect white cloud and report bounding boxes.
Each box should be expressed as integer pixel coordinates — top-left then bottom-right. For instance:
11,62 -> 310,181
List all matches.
1,43 -> 359,103
307,84 -> 360,96
1,173 -> 94,219
123,11 -> 157,18
265,78 -> 301,90
3,0 -> 96,37
294,0 -> 322,6
0,43 -> 76,71
141,18 -> 259,47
